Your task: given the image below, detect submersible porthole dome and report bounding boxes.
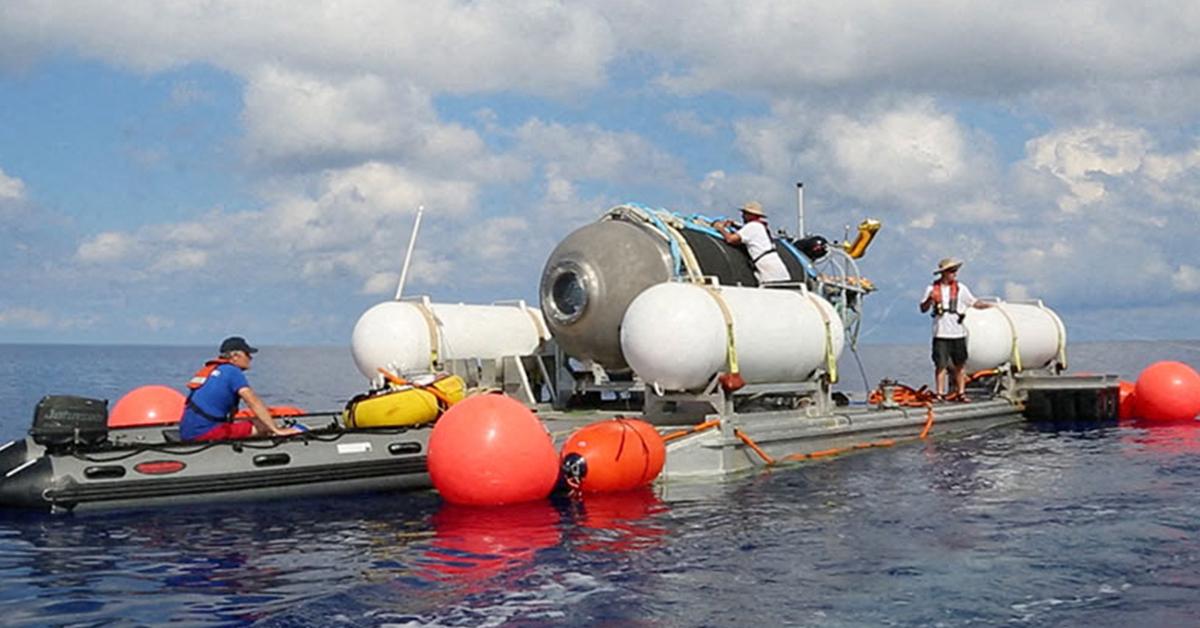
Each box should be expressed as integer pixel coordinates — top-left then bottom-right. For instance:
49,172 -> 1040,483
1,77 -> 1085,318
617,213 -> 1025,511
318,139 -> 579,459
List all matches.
544,260 -> 591,325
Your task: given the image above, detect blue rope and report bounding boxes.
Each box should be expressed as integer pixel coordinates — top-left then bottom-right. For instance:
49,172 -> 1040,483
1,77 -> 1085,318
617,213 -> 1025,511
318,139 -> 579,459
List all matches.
624,202 -> 683,277
677,215 -> 725,239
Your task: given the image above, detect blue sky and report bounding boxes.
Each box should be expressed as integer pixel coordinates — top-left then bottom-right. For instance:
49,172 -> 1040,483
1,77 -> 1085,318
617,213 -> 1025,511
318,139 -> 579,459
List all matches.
1,1 -> 1199,347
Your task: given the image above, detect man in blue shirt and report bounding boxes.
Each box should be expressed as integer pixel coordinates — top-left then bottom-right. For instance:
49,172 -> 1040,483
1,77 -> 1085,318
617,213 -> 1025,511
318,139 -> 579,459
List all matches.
180,336 -> 302,441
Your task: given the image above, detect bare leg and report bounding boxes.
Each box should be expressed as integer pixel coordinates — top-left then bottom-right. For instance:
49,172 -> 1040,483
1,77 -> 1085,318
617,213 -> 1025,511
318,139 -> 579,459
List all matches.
954,366 -> 967,397
935,367 -> 947,396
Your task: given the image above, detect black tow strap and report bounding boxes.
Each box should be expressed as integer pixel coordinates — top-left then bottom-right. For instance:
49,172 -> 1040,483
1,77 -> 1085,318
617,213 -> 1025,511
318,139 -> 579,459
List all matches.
185,390 -> 234,423
752,247 -> 779,263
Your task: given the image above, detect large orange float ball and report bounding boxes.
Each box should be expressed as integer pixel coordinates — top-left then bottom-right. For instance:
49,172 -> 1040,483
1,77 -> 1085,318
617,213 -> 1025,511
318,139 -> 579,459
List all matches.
109,385 -> 186,428
1117,380 -> 1138,422
1134,361 -> 1200,423
427,394 -> 559,506
560,418 -> 666,494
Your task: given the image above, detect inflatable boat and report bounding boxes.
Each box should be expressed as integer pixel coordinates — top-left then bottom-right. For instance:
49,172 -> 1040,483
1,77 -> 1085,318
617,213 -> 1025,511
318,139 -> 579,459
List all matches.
0,376 -> 467,514
0,422 -> 430,514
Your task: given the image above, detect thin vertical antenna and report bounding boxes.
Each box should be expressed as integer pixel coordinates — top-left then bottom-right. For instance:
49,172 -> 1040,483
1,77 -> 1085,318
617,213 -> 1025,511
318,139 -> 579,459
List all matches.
394,205 -> 425,300
795,181 -> 805,237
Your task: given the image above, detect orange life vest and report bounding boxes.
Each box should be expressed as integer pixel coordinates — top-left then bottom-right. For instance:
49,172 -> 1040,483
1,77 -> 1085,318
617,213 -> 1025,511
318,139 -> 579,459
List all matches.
185,359 -> 237,421
933,280 -> 963,323
187,358 -> 234,390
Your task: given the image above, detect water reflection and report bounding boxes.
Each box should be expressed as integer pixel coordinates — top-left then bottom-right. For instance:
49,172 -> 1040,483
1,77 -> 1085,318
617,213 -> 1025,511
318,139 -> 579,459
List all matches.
565,488 -> 669,554
416,500 -> 563,586
1121,422 -> 1200,455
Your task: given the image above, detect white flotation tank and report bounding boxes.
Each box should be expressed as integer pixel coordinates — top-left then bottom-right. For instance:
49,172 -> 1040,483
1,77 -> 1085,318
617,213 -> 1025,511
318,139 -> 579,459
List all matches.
351,297 -> 549,380
964,299 -> 1066,372
620,282 -> 845,391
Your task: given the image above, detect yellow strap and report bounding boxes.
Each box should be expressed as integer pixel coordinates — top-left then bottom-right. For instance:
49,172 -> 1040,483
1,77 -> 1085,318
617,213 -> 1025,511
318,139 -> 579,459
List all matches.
519,302 -> 549,341
991,302 -> 1023,372
412,299 -> 441,370
804,292 -> 838,383
1039,300 -> 1069,370
701,285 -> 740,375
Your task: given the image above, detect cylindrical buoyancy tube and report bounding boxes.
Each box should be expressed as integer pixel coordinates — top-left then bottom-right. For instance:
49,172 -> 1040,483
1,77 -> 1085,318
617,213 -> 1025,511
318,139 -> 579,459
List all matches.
540,212 -> 812,371
351,299 -> 548,380
0,451 -> 54,511
964,300 -> 1066,372
620,282 -> 845,391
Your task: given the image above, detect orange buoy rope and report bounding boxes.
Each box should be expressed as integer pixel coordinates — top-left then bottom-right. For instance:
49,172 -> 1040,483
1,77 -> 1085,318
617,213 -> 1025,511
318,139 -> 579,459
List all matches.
662,419 -> 722,443
376,368 -> 456,409
919,404 -> 935,439
965,369 -> 999,385
867,381 -> 938,407
734,429 -> 776,465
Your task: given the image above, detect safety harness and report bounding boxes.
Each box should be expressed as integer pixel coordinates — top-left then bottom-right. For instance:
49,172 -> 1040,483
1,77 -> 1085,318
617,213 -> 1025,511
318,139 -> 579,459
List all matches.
185,359 -> 236,422
933,280 -> 965,324
745,220 -> 782,266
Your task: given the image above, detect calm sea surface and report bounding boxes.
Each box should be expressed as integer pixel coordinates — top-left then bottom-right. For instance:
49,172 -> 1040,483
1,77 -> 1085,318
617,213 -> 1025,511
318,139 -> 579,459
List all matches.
1,341 -> 1199,626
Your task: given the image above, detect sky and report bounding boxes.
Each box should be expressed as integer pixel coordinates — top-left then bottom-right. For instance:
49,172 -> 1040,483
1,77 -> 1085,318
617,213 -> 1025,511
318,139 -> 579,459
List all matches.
1,1 -> 1198,347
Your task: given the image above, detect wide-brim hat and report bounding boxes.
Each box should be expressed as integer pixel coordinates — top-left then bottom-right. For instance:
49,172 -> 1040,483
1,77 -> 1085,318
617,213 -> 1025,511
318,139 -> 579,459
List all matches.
738,201 -> 766,217
933,257 -> 963,275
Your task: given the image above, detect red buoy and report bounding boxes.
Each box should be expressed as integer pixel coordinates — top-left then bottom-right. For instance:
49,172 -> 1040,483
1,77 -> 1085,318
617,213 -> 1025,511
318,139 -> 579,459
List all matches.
1134,361 -> 1200,423
560,418 -> 666,494
427,394 -> 559,506
109,385 -> 185,428
1117,380 -> 1138,422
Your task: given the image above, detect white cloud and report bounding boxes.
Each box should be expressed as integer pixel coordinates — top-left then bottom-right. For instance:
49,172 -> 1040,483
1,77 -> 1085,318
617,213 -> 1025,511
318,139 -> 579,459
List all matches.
1024,124 -> 1149,212
0,1 -> 615,96
0,168 -> 25,201
69,163 -> 479,295
600,2 -> 1200,97
515,119 -> 687,186
77,231 -> 136,263
728,98 -> 1000,224
820,103 -> 969,198
150,249 -> 208,273
1174,265 -> 1200,293
0,307 -> 52,328
263,162 -> 477,254
242,68 -> 438,166
361,272 -> 399,296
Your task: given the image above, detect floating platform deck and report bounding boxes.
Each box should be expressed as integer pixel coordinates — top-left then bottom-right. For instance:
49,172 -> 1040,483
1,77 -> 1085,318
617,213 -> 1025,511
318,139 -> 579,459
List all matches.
538,371 -> 1120,480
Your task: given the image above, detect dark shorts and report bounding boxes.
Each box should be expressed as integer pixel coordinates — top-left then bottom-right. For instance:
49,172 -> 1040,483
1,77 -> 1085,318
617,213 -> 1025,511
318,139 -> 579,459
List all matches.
193,420 -> 256,441
932,337 -> 968,370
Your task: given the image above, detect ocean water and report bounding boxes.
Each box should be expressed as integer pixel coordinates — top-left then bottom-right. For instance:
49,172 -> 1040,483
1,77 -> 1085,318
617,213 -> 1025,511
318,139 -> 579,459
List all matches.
0,341 -> 1199,626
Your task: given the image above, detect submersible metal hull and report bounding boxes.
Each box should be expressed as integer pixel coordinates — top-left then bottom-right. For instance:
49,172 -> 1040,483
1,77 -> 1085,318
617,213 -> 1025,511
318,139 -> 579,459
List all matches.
0,424 -> 432,514
539,209 -> 813,370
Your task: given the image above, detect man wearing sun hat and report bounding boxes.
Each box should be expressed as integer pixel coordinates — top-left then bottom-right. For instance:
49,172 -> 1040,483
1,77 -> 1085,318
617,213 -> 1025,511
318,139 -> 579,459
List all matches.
713,200 -> 791,284
919,258 -> 988,401
179,336 -> 302,441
